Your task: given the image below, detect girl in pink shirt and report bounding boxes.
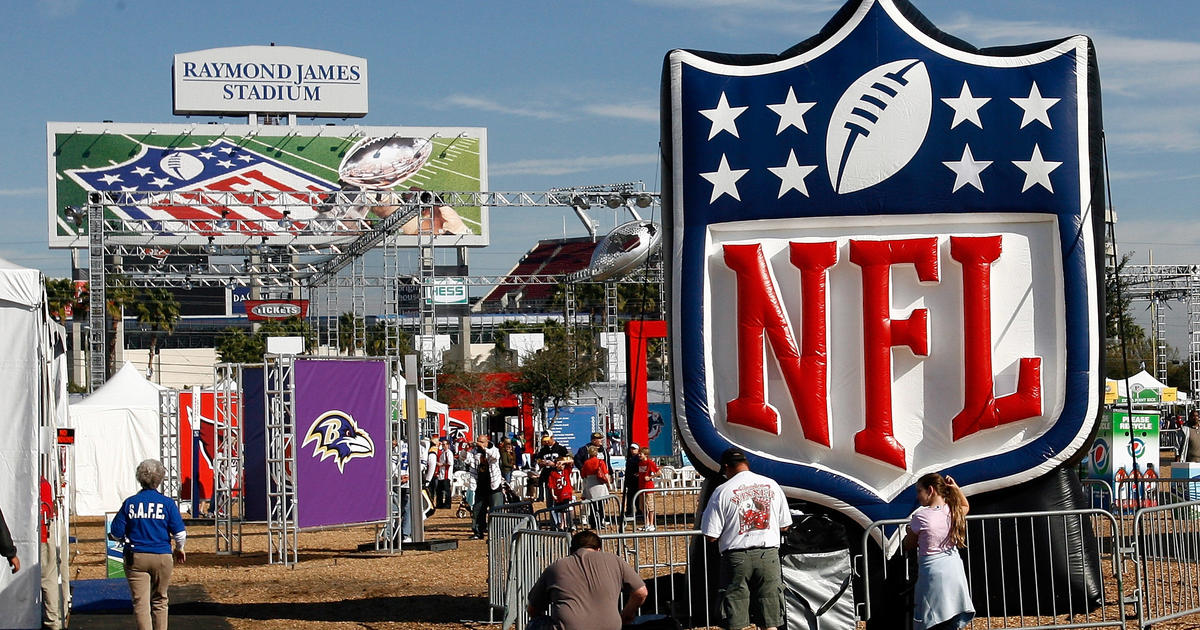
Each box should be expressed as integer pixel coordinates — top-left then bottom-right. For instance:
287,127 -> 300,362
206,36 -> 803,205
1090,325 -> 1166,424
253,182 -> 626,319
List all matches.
904,473 -> 974,630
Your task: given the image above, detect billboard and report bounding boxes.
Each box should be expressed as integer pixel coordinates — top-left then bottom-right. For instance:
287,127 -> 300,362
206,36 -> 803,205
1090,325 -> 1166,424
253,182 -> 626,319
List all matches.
545,405 -> 597,453
664,0 -> 1103,525
47,122 -> 488,248
173,46 -> 368,117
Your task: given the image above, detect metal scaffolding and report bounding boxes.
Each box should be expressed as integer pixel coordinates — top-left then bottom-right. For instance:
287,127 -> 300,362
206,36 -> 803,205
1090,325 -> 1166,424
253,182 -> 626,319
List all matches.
83,185 -> 662,392
158,389 -> 180,502
214,363 -> 244,555
264,354 -> 298,566
1117,264 -> 1200,395
376,356 -> 404,553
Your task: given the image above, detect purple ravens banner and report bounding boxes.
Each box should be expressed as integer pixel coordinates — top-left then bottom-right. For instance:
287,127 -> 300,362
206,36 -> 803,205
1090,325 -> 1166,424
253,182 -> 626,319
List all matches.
664,0 -> 1104,526
294,359 -> 388,528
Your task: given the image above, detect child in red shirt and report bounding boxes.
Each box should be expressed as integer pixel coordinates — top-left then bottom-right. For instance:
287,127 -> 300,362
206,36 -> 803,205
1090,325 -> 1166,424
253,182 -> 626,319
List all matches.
635,448 -> 660,531
547,458 -> 575,530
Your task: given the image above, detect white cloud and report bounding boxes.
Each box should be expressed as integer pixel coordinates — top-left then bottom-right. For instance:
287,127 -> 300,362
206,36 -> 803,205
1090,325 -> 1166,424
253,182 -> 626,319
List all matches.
636,0 -> 838,12
1109,217 -> 1200,266
581,103 -> 660,123
491,153 -> 658,177
0,188 -> 44,197
443,95 -> 568,121
38,0 -> 82,18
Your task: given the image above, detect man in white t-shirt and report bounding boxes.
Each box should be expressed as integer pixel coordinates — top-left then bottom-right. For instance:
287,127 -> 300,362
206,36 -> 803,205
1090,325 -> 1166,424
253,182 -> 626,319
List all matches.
701,447 -> 792,630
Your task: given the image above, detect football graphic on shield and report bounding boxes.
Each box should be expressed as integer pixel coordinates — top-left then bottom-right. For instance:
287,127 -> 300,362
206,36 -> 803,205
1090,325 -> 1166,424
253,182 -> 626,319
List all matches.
664,0 -> 1103,525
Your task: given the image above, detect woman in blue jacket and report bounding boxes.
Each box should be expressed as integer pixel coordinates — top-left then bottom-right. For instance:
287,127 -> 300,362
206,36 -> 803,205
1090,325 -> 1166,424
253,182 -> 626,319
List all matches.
110,459 -> 186,630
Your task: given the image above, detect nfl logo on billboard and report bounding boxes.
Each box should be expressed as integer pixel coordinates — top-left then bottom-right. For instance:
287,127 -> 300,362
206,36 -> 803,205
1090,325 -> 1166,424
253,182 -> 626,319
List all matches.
664,0 -> 1104,525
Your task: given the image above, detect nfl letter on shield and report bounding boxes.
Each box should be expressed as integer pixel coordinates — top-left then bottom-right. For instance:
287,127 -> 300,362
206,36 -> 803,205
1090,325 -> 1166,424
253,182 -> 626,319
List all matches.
664,0 -> 1104,525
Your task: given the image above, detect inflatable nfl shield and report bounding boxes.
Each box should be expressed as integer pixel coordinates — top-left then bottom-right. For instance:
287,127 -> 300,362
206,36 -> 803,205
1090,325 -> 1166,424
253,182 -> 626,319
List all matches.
664,0 -> 1104,525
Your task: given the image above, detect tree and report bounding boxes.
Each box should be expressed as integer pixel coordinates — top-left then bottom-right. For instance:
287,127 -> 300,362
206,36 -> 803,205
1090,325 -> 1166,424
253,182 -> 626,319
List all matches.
216,327 -> 263,364
338,312 -> 364,356
104,276 -> 138,377
131,287 -> 181,376
509,330 -> 605,428
215,317 -> 315,363
45,278 -> 80,324
439,362 -> 508,426
365,321 -> 413,357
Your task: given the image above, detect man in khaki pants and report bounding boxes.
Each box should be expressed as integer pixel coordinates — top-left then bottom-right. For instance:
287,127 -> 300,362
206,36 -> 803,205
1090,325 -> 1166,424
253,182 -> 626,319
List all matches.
110,460 -> 186,630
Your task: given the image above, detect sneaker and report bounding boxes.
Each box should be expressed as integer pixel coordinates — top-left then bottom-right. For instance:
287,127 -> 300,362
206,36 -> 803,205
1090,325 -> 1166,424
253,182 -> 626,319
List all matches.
402,536 -> 413,543
644,524 -> 656,532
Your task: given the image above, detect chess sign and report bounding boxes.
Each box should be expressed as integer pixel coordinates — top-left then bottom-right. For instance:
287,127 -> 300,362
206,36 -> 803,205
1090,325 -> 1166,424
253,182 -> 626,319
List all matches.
665,0 -> 1104,525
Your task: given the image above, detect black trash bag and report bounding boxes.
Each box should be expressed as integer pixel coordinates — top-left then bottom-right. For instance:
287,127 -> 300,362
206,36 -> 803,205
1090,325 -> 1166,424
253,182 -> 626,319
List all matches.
963,464 -> 1103,616
782,513 -> 848,554
624,614 -> 683,630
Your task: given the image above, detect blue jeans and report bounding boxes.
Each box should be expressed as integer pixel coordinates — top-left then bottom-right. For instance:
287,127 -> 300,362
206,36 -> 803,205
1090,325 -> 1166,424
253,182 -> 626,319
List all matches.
401,488 -> 411,538
472,488 -> 503,537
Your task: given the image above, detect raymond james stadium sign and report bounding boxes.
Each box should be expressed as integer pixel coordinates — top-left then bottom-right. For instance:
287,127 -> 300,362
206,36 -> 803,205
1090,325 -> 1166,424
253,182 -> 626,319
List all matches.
173,46 -> 368,117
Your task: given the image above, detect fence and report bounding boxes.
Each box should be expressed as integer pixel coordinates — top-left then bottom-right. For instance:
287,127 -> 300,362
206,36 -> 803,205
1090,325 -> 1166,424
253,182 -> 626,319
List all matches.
502,529 -> 572,630
495,486 -> 1200,629
627,487 -> 702,533
1133,499 -> 1200,627
487,511 -> 537,621
601,530 -> 714,628
530,495 -> 623,534
861,508 -> 1125,630
500,527 -> 713,630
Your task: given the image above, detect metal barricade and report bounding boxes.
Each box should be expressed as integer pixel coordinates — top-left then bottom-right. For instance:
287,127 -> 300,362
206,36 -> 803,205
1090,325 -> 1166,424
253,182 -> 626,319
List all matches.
629,487 -> 702,532
1133,498 -> 1200,628
861,508 -> 1125,630
488,512 -> 537,620
502,529 -> 571,630
601,530 -> 713,628
531,496 -> 623,534
1080,478 -> 1113,512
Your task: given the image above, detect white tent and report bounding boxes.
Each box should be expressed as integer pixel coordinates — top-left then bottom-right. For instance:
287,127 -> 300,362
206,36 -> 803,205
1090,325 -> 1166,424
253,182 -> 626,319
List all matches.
393,374 -> 449,416
0,257 -> 55,629
68,362 -> 166,516
1113,370 -> 1188,400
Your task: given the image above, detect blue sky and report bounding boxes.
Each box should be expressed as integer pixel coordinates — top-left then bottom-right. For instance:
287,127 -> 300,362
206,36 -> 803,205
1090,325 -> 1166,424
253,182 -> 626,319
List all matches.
1,0 -> 1198,341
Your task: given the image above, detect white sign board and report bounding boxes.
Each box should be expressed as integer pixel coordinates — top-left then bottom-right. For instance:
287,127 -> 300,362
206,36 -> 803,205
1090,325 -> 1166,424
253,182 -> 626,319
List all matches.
599,332 -> 627,384
509,333 -> 545,366
430,278 -> 468,305
173,46 -> 368,117
266,336 -> 305,355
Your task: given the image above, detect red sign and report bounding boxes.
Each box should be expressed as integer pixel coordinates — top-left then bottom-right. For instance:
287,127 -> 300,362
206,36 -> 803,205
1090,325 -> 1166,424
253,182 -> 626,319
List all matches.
56,428 -> 75,445
244,299 -> 308,321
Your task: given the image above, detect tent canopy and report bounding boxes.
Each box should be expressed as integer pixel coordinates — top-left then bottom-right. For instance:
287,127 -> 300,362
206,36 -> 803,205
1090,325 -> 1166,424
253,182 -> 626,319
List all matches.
0,256 -> 43,309
0,256 -> 48,627
69,362 -> 165,516
1111,370 -> 1188,400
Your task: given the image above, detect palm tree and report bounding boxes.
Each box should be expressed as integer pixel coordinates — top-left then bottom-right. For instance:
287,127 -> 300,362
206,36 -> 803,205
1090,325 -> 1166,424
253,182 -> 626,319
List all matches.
337,312 -> 364,356
132,287 -> 181,377
45,278 -> 78,324
104,276 -> 138,378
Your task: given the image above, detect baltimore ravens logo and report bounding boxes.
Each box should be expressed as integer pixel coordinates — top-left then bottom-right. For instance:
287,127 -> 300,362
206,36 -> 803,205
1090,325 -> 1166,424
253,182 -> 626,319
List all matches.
302,410 -> 376,473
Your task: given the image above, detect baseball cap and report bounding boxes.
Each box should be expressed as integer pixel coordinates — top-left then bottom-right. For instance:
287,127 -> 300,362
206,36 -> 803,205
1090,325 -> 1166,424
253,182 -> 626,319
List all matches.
591,432 -> 603,439
629,443 -> 641,451
438,436 -> 448,443
719,447 -> 748,467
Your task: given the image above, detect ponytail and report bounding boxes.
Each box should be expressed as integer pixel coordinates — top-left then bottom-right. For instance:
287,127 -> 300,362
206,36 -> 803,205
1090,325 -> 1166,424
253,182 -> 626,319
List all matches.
941,484 -> 967,548
917,472 -> 967,548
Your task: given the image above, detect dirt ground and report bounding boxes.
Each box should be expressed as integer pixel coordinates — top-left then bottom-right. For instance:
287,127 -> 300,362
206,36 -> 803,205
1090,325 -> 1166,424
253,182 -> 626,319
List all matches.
65,504 -> 1200,630
69,510 -> 498,629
